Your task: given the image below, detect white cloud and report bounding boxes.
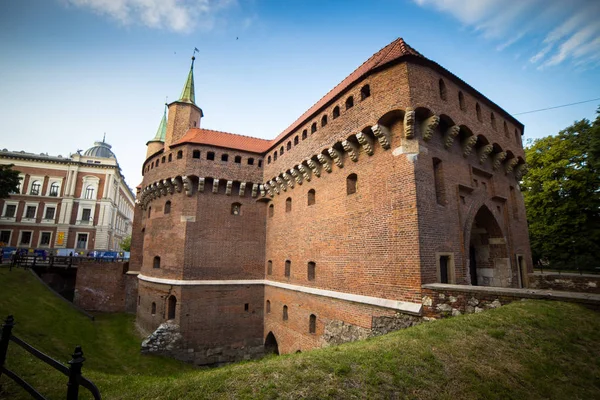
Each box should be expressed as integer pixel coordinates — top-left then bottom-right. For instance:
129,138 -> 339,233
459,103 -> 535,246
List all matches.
413,0 -> 600,70
64,0 -> 235,33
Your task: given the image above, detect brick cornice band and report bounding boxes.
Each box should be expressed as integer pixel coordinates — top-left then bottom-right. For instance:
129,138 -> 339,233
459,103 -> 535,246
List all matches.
137,274 -> 422,315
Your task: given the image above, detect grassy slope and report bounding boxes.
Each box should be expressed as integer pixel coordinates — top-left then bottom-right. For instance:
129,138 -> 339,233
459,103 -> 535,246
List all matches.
1,267 -> 599,400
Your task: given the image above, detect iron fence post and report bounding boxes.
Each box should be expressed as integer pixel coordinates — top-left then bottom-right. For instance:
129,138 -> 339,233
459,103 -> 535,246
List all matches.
0,315 -> 15,380
67,345 -> 85,400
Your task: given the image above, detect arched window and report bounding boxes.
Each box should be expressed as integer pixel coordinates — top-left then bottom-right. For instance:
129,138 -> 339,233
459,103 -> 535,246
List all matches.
458,91 -> 465,111
161,156 -> 166,163
231,202 -> 241,215
360,84 -> 371,100
504,121 -> 509,137
333,106 -> 340,119
147,207 -> 151,218
192,150 -> 200,159
491,112 -> 497,130
207,151 -> 215,161
294,136 -> 299,145
309,314 -> 316,333
164,201 -> 171,214
286,197 -> 292,212
280,146 -> 284,156
267,260 -> 273,275
311,123 -> 317,134
153,255 -> 160,269
167,295 -> 176,320
155,160 -> 159,167
285,260 -> 291,277
302,130 -> 307,140
438,79 -> 447,101
268,204 -> 274,217
151,302 -> 156,315
308,261 -> 316,281
433,158 -> 446,206
85,185 -> 95,199
235,155 -> 242,163
49,182 -> 59,197
283,305 -> 288,320
514,129 -> 520,146
345,96 -> 354,110
287,142 -> 291,150
177,150 -> 183,159
266,300 -> 271,313
258,160 -> 263,168
30,180 -> 41,195
248,158 -> 254,165
273,152 -> 277,161
346,174 -> 357,195
268,156 -> 271,164
321,115 -> 328,127
307,189 -> 315,206
476,103 -> 482,122
168,154 -> 172,162
221,154 -> 229,162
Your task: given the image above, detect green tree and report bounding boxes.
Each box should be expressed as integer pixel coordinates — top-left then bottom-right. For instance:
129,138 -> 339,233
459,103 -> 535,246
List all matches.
0,164 -> 21,198
522,108 -> 600,271
120,235 -> 132,252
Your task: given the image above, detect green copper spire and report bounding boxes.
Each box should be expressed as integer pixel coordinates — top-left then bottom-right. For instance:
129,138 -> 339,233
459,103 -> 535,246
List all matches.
152,104 -> 168,142
178,56 -> 196,104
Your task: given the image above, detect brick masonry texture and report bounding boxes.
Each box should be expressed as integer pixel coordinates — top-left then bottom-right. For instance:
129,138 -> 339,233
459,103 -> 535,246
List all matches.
528,273 -> 600,294
129,39 -> 533,364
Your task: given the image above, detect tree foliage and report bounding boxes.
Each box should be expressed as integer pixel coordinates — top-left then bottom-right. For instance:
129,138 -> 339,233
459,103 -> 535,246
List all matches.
522,108 -> 600,271
120,235 -> 132,252
0,164 -> 21,199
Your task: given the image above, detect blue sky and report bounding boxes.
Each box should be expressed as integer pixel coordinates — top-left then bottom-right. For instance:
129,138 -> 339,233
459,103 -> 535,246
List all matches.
1,0 -> 598,188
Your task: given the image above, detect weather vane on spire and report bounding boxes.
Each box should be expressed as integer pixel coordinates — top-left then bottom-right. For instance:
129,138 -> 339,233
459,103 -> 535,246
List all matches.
192,47 -> 199,67
102,132 -> 106,142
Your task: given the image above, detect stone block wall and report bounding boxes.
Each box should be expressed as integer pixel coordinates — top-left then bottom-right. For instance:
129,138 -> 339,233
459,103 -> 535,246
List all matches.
528,273 -> 600,294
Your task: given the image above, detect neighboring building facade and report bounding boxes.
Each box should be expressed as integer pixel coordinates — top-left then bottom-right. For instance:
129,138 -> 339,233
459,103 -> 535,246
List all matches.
132,38 -> 532,364
0,140 -> 135,252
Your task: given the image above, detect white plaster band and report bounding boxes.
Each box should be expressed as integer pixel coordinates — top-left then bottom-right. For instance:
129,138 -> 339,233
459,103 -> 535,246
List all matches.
137,274 -> 422,315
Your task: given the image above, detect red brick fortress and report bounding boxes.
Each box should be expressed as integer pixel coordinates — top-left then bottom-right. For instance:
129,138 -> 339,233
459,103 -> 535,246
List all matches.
131,38 -> 532,364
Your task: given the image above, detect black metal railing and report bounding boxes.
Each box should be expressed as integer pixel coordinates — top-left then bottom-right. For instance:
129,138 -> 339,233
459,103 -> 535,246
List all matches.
0,315 -> 101,399
8,255 -> 129,270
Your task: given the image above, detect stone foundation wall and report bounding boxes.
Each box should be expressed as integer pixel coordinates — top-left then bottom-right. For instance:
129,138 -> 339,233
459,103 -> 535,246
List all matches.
528,273 -> 600,294
74,262 -> 138,313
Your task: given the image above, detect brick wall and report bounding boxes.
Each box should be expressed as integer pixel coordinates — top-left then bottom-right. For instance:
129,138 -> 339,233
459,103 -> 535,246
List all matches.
74,261 -> 135,313
528,273 -> 600,294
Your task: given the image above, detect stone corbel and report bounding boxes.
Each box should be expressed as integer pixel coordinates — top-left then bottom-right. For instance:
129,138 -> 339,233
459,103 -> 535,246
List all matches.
505,158 -> 519,174
282,172 -> 294,189
328,147 -> 343,168
163,179 -> 174,194
212,178 -> 219,194
444,125 -> 460,149
316,154 -> 332,173
305,160 -> 319,178
257,184 -> 265,198
268,180 -> 280,195
404,108 -> 415,139
239,182 -> 246,197
356,132 -> 374,155
372,123 -> 391,149
515,163 -> 528,180
492,151 -> 507,171
462,135 -> 478,157
263,183 -> 274,197
289,168 -> 303,185
225,180 -> 233,196
422,115 -> 440,141
275,176 -> 287,191
478,145 -> 494,164
198,177 -> 205,193
171,177 -> 183,193
342,140 -> 359,162
182,176 -> 192,196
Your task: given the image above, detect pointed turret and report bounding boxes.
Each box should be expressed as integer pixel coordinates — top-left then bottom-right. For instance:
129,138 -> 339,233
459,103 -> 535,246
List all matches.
146,104 -> 169,158
179,56 -> 196,104
164,54 -> 204,147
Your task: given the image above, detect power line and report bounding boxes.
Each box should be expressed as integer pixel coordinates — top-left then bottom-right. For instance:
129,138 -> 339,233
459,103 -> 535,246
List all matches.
514,97 -> 600,116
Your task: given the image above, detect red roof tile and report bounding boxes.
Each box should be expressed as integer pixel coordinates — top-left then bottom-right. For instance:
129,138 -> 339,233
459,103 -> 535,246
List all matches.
174,38 -> 423,153
174,128 -> 271,153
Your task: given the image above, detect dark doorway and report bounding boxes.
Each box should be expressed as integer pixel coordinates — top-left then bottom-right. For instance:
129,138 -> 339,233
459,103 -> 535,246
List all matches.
167,295 -> 177,320
469,246 -> 478,286
440,256 -> 449,283
517,255 -> 526,288
265,331 -> 279,355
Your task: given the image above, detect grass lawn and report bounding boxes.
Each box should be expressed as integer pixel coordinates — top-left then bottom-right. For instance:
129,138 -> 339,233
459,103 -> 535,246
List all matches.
1,266 -> 599,399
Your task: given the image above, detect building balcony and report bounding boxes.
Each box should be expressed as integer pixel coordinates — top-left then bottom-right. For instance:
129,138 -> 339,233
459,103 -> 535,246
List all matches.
77,219 -> 94,226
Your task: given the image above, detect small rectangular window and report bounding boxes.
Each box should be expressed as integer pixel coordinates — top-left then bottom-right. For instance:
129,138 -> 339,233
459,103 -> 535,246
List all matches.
207,152 -> 215,161
40,232 -> 51,246
45,207 -> 56,220
192,150 -> 200,159
0,230 -> 11,244
20,231 -> 32,245
25,206 -> 36,219
4,205 -> 16,217
244,303 -> 249,311
247,158 -> 254,165
433,158 -> 446,205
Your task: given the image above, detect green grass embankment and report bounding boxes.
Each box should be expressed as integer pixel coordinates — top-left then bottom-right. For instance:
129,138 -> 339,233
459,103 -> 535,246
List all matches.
1,267 -> 599,399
